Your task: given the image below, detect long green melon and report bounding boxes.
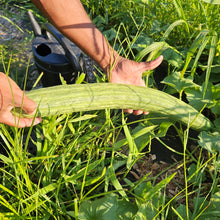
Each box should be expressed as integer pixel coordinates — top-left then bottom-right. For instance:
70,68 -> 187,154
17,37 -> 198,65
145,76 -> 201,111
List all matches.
25,83 -> 213,131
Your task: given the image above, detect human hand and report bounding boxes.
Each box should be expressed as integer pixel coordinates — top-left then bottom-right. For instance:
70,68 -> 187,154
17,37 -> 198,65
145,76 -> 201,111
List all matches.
107,55 -> 163,115
0,72 -> 42,128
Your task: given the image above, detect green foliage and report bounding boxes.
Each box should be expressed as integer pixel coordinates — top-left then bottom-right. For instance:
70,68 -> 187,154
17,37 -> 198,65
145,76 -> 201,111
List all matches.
0,0 -> 220,219
198,131 -> 220,153
202,0 -> 220,4
78,194 -> 137,219
162,72 -> 198,94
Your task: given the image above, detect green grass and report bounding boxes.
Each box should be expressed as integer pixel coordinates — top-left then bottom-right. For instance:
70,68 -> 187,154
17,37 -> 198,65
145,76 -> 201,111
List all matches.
0,0 -> 220,219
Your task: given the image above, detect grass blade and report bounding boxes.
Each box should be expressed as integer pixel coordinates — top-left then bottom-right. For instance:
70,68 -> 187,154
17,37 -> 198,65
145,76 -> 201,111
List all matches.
181,30 -> 211,77
203,31 -> 218,97
191,36 -> 211,77
161,19 -> 188,42
108,165 -> 128,200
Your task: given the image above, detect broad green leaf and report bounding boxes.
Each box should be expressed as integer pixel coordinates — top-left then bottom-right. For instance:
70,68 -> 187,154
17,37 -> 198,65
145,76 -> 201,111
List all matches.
213,83 -> 220,100
162,47 -> 184,68
132,34 -> 153,50
187,163 -> 197,183
134,181 -> 152,200
210,191 -> 220,212
93,15 -> 107,27
198,131 -> 220,153
151,20 -> 162,35
193,197 -> 210,219
214,118 -> 220,132
156,122 -> 173,138
185,82 -> 215,110
211,84 -> 220,114
134,203 -> 157,220
187,163 -> 206,184
78,194 -> 137,220
176,204 -> 193,220
103,28 -> 117,41
144,173 -> 176,200
200,191 -> 220,219
134,177 -> 170,219
162,72 -> 198,93
132,125 -> 158,139
211,101 -> 220,115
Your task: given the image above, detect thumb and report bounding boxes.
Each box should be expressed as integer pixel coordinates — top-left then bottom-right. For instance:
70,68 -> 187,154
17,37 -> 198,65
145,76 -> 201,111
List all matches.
143,55 -> 163,71
0,111 -> 42,128
17,93 -> 38,115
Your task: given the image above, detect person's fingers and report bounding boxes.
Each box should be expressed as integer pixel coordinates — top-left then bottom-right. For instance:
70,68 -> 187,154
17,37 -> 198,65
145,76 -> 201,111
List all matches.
14,95 -> 42,127
133,110 -> 144,115
143,111 -> 149,115
131,110 -> 149,115
143,55 -> 163,71
19,94 -> 38,115
16,117 -> 42,128
10,92 -> 41,127
125,56 -> 163,115
123,109 -> 149,116
123,109 -> 133,114
13,90 -> 38,115
1,112 -> 42,128
3,74 -> 37,115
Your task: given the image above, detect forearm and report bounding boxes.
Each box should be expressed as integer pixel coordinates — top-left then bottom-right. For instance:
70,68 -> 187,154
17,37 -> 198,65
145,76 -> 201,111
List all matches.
31,0 -> 117,70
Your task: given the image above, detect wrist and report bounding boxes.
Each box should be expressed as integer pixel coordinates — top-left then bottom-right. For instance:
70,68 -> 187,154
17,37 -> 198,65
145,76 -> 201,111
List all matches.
101,50 -> 119,76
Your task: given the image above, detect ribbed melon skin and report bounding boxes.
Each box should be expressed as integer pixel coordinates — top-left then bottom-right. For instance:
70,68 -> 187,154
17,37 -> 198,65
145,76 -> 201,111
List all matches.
26,83 -> 214,131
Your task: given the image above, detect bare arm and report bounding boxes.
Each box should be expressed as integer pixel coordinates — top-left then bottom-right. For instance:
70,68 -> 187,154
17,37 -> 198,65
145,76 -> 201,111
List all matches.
31,0 -> 163,115
31,0 -> 115,70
